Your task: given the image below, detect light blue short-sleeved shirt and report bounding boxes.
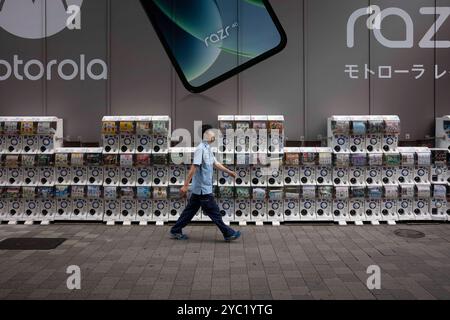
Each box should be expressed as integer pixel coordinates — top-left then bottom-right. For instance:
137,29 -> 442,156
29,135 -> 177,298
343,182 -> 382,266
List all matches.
191,142 -> 217,195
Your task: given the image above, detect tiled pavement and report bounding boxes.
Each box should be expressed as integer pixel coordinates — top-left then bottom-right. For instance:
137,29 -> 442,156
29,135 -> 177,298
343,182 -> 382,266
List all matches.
0,223 -> 449,300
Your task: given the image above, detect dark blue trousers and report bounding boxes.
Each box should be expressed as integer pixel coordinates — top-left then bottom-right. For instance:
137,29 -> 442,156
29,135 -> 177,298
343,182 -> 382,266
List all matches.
171,194 -> 235,238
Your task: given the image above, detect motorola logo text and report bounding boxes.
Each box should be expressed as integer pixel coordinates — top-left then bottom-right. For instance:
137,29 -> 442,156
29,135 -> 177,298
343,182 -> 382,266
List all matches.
0,1 -> 107,82
348,6 -> 450,49
0,0 -> 83,39
0,55 -> 108,81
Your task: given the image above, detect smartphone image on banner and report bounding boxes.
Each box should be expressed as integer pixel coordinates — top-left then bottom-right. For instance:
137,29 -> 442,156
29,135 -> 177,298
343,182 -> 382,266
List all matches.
140,0 -> 287,93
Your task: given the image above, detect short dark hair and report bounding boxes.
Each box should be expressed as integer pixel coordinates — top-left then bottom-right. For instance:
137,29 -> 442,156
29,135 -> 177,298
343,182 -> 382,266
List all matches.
202,124 -> 213,137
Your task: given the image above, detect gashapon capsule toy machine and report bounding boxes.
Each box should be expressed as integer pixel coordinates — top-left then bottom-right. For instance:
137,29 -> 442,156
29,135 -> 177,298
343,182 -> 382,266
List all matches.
0,114 -> 448,226
0,117 -> 63,225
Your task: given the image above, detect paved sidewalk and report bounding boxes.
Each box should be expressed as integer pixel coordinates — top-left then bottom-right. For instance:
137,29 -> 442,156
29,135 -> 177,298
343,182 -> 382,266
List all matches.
0,223 -> 449,300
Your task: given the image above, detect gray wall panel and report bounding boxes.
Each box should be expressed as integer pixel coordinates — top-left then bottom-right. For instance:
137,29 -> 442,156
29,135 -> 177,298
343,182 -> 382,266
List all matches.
436,0 -> 450,118
1,0 -> 448,142
370,0 -> 435,140
110,0 -> 172,117
305,0 -> 370,141
0,1 -> 45,116
239,0 -> 304,142
45,0 -> 108,143
174,0 -> 239,138
175,77 -> 239,140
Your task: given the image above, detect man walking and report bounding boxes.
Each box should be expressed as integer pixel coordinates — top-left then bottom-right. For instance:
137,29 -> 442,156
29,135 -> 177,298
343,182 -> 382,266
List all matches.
170,125 -> 241,241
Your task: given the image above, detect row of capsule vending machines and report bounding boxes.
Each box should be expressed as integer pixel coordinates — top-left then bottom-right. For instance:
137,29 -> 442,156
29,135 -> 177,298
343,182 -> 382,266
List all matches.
0,115 -> 449,226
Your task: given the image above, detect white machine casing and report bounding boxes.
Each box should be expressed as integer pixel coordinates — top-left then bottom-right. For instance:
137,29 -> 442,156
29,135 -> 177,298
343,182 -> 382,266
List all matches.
39,198 -> 55,222
7,199 -> 24,222
414,147 -> 431,184
136,134 -> 152,154
103,135 -> 120,154
413,184 -> 431,220
413,198 -> 430,220
218,115 -> 235,153
136,167 -> 152,187
152,199 -> 169,223
153,135 -> 168,154
430,198 -> 447,221
332,199 -> 349,222
283,148 -> 300,186
55,166 -> 71,185
300,198 -> 316,221
382,115 -> 400,152
23,167 -> 39,186
0,136 -> 5,154
152,116 -> 171,154
39,166 -> 55,186
71,165 -> 87,185
39,135 -> 55,154
299,148 -> 316,185
136,199 -> 152,222
120,166 -> 136,187
250,116 -> 268,153
71,198 -> 88,221
7,167 -> 22,186
364,198 -> 381,222
381,185 -> 399,221
333,153 -> 350,186
328,116 -> 350,153
23,199 -> 40,221
397,148 -> 416,184
234,115 -> 251,154
333,167 -> 349,186
316,148 -> 333,186
22,135 -> 38,154
103,199 -> 121,222
104,166 -> 120,187
235,165 -> 251,187
397,199 -> 415,221
435,116 -> 450,150
169,198 -> 185,222
365,116 -> 384,153
234,198 -> 251,223
315,198 -> 333,221
381,198 -> 398,221
55,198 -> 72,221
267,164 -> 284,187
349,116 -> 367,153
268,116 -> 285,154
251,198 -> 267,223
153,165 -> 169,186
267,198 -> 284,222
87,166 -> 103,185
86,198 -> 104,221
0,199 -> 8,221
135,117 -> 153,154
5,135 -> 22,154
218,165 -> 235,187
251,163 -> 267,187
382,162 -> 399,187
349,198 -> 366,222
430,149 -> 448,184
169,147 -> 190,186
0,167 -> 7,186
283,197 -> 300,221
120,199 -> 137,222
349,166 -> 366,186
218,198 -> 235,224
119,134 -> 136,154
